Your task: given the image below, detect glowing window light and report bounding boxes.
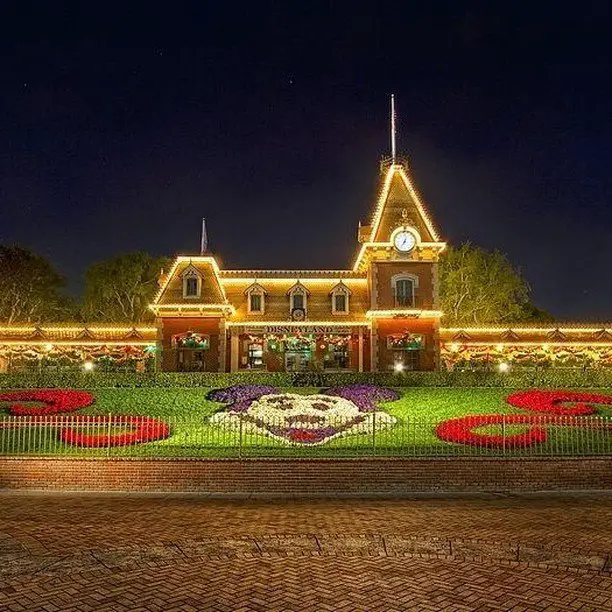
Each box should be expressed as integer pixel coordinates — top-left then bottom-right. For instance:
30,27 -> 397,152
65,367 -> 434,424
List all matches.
394,362 -> 404,373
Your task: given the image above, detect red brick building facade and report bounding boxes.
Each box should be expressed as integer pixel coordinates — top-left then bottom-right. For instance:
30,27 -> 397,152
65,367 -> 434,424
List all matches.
151,160 -> 446,372
1,159 -> 611,372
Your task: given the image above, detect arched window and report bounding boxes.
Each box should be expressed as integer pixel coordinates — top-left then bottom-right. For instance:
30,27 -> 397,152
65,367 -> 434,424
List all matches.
287,282 -> 309,315
245,283 -> 267,314
330,282 -> 351,314
182,267 -> 202,298
392,273 -> 418,307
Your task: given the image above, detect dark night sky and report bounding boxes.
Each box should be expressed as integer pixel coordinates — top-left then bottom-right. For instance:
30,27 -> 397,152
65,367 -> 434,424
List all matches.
1,3 -> 611,320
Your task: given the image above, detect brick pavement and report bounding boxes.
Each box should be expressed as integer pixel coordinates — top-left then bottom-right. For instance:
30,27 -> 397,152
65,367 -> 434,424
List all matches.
1,493 -> 612,610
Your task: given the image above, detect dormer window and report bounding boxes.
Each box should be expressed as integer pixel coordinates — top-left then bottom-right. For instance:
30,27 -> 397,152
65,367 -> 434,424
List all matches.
287,282 -> 309,315
392,273 -> 418,307
250,293 -> 262,312
330,282 -> 351,314
182,267 -> 202,299
292,291 -> 305,310
245,283 -> 267,314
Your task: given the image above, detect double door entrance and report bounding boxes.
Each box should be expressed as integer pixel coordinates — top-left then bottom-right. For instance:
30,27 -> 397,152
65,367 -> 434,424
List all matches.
284,349 -> 312,372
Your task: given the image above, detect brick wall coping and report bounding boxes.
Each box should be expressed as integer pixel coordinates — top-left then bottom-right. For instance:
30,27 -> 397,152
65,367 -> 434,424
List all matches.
1,456 -> 611,494
0,455 -> 610,463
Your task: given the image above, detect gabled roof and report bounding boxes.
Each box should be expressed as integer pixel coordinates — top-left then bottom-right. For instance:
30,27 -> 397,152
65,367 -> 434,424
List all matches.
329,281 -> 352,295
352,161 -> 446,271
369,162 -> 442,244
151,256 -> 229,308
244,282 -> 268,295
286,281 -> 311,296
181,264 -> 201,277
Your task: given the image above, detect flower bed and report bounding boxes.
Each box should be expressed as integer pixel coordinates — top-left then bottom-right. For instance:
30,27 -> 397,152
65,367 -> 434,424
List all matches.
505,390 -> 612,415
59,415 -> 170,447
435,414 -> 549,448
435,389 -> 612,448
0,389 -> 94,416
0,389 -> 170,448
209,384 -> 398,445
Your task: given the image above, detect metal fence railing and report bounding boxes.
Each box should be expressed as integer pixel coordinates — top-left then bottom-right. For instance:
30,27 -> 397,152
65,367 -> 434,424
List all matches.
0,414 -> 610,459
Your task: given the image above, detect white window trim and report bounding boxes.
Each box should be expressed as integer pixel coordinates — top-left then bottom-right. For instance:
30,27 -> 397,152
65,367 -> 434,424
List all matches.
330,283 -> 350,315
288,284 -> 308,314
391,273 -> 419,308
246,283 -> 266,315
182,268 -> 202,299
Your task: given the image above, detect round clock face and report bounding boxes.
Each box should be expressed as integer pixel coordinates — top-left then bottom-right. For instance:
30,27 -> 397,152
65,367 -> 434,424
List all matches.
292,307 -> 306,321
393,230 -> 416,252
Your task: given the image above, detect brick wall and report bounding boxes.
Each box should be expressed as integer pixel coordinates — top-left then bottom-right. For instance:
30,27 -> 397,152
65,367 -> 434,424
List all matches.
0,457 -> 610,494
159,317 -> 221,371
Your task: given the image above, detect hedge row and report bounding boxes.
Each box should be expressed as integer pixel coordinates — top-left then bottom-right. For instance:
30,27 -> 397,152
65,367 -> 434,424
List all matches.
1,369 -> 612,389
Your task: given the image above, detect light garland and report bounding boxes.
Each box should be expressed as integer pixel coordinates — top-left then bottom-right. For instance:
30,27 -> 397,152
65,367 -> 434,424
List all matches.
220,269 -> 367,277
440,326 -> 612,334
0,344 -> 155,364
441,341 -> 612,347
221,277 -> 368,286
0,326 -> 156,333
150,303 -> 234,314
152,256 -> 227,304
352,164 -> 445,270
440,343 -> 612,368
226,320 -> 368,327
366,309 -> 443,318
352,240 -> 446,272
0,341 -> 155,346
369,165 -> 441,242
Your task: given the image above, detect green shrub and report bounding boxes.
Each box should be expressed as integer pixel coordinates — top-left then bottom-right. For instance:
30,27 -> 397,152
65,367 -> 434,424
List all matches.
1,369 -> 612,389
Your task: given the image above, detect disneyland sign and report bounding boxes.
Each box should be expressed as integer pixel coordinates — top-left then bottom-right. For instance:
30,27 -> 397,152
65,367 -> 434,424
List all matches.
245,326 -> 353,335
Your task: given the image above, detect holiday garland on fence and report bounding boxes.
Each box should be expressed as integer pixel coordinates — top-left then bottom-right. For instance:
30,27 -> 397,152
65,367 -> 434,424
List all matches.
0,344 -> 154,364
441,344 -> 612,369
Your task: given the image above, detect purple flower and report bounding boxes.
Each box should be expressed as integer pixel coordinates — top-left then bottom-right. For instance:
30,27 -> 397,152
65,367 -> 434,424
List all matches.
324,384 -> 399,412
208,384 -> 278,404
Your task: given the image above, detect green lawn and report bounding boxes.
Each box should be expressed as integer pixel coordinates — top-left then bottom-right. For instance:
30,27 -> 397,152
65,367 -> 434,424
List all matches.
1,387 -> 611,458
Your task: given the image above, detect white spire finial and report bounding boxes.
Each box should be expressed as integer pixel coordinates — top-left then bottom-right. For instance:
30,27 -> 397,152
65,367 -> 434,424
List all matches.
200,218 -> 208,255
390,94 -> 397,162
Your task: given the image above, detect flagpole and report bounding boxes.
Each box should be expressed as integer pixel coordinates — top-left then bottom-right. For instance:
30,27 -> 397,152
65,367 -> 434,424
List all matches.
391,94 -> 396,162
200,218 -> 208,255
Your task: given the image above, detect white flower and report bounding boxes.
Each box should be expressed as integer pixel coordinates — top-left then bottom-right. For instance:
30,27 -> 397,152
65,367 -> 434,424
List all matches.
210,393 -> 396,446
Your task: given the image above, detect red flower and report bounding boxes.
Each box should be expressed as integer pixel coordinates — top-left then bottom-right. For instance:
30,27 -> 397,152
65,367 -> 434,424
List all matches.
0,389 -> 94,416
59,415 -> 170,447
1,388 -> 170,448
435,414 -> 548,448
506,390 -> 612,416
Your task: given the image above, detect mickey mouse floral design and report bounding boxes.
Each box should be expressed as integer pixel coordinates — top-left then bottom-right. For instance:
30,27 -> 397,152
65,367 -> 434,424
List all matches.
208,384 -> 399,445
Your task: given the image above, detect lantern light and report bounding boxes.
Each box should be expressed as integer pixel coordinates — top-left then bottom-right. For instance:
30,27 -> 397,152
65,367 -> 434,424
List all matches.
394,361 -> 404,373
498,362 -> 510,373
83,361 -> 95,372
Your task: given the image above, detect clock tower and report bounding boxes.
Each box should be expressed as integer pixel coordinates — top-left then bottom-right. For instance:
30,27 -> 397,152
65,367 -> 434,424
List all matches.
355,157 -> 446,371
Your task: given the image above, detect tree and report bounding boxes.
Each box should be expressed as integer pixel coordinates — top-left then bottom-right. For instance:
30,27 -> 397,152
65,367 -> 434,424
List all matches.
0,245 -> 68,323
438,243 -> 552,325
83,252 -> 170,323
